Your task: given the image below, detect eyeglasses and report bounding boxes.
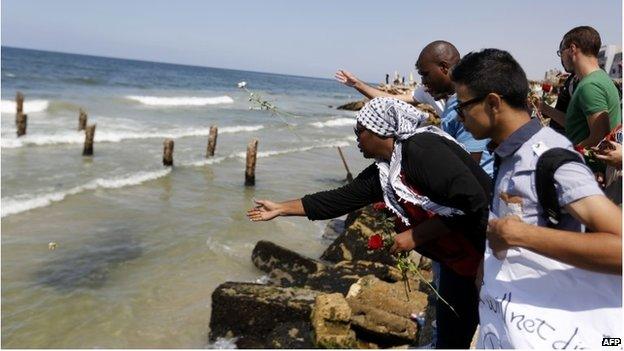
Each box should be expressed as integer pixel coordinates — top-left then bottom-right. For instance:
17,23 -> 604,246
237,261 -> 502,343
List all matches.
556,47 -> 569,57
454,95 -> 488,118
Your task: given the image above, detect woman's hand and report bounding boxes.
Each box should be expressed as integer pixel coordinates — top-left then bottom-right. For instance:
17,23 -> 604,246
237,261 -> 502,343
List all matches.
246,199 -> 283,222
390,229 -> 416,254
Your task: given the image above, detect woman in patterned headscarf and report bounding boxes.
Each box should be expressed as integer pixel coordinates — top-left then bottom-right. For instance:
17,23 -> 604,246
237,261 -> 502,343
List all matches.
247,97 -> 491,349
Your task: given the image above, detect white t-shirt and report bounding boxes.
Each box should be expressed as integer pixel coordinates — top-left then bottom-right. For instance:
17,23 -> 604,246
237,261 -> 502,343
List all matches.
412,85 -> 446,116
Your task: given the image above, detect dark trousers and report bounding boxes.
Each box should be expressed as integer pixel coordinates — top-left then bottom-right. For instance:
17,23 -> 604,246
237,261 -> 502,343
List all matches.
435,263 -> 479,349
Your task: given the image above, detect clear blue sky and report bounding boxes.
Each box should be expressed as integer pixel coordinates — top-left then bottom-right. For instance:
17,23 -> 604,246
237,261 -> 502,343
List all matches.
2,0 -> 622,82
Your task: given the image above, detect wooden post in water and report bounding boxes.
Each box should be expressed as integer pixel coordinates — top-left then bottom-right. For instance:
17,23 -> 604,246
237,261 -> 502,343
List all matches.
16,91 -> 24,114
16,113 -> 27,137
83,124 -> 96,156
15,91 -> 24,128
245,139 -> 259,186
206,125 -> 218,157
163,138 -> 174,166
336,146 -> 353,182
78,109 -> 88,131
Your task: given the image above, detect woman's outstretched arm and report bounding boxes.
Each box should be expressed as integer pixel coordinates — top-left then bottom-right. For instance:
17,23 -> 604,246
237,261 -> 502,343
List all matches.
246,163 -> 383,222
247,199 -> 305,222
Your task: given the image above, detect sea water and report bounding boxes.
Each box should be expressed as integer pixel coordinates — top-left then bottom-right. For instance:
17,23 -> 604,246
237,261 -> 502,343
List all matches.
1,47 -> 371,348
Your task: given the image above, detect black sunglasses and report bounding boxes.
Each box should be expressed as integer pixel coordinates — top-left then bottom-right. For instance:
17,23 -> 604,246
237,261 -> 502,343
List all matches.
556,46 -> 569,57
454,95 -> 488,118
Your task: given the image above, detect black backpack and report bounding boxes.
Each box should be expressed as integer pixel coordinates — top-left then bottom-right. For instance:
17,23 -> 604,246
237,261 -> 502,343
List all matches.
535,147 -> 584,228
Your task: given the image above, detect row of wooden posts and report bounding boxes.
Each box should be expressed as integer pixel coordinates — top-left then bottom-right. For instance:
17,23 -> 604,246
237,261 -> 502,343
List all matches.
14,92 -> 261,185
14,92 -> 97,156
13,92 -> 354,186
162,129 -> 259,185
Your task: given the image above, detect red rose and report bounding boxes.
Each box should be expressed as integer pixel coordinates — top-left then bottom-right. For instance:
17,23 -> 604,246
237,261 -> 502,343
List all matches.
368,234 -> 384,250
372,202 -> 387,212
541,83 -> 552,93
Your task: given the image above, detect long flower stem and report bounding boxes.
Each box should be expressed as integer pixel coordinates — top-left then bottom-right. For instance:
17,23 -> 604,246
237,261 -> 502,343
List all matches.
411,261 -> 459,318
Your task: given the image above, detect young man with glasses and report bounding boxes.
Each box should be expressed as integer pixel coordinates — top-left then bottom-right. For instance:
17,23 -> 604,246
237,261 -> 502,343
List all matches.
451,48 -> 621,349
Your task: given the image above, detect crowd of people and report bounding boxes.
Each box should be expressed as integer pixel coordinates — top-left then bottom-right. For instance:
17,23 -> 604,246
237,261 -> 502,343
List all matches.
246,25 -> 622,349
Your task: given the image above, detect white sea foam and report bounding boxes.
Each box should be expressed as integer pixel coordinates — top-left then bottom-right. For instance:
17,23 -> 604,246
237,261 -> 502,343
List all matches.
1,99 -> 50,113
254,275 -> 271,284
125,95 -> 234,106
207,337 -> 238,349
309,117 -> 355,128
1,169 -> 171,218
234,140 -> 350,159
1,125 -> 264,149
185,156 -> 229,167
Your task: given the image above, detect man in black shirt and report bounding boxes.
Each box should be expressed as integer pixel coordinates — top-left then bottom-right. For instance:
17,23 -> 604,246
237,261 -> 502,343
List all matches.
247,97 -> 491,349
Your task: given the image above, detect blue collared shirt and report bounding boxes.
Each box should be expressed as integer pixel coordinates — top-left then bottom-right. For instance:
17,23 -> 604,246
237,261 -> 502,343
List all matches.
490,118 -> 603,229
478,119 -> 619,350
442,95 -> 494,177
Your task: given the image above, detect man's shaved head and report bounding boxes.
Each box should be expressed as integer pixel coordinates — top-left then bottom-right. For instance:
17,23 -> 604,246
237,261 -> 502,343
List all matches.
415,40 -> 460,100
417,40 -> 460,67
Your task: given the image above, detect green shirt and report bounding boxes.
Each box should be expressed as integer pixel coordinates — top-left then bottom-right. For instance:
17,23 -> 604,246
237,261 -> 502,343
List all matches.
565,69 -> 621,144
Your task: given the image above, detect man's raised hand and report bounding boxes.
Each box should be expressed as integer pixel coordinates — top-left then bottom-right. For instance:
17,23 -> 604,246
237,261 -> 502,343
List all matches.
334,69 -> 360,87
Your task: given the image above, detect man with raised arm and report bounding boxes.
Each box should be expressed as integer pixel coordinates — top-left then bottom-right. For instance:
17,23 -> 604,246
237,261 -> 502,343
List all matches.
335,41 -> 494,176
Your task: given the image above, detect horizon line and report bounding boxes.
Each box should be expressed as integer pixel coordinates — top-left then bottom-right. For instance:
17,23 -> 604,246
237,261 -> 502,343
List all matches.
1,45 -> 352,83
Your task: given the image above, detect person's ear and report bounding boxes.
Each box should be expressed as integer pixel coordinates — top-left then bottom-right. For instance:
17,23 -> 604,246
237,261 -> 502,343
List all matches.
439,61 -> 450,75
485,93 -> 503,114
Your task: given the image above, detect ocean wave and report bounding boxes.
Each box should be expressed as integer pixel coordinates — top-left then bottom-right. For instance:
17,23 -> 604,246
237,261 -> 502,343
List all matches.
310,118 -> 355,128
46,100 -> 83,113
185,156 -> 229,167
63,76 -> 102,86
1,125 -> 264,149
234,140 -> 350,159
1,99 -> 49,113
125,95 -> 234,107
1,169 -> 171,218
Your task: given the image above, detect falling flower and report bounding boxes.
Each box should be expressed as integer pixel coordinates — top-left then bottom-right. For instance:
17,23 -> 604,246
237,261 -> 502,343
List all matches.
367,234 -> 384,250
236,80 -> 303,140
48,242 -> 57,251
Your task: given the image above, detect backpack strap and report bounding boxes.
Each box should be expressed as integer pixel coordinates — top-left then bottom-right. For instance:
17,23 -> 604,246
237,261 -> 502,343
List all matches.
535,147 -> 584,227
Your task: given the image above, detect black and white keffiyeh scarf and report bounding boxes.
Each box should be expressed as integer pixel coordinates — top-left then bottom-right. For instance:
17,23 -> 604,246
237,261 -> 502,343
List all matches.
355,97 -> 465,225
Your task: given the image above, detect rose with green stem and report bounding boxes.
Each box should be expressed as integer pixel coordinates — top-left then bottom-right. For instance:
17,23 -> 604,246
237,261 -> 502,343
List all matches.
237,81 -> 303,141
368,208 -> 458,317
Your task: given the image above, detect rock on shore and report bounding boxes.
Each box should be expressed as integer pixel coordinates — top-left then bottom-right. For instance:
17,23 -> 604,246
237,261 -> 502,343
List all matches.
208,206 -> 435,348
